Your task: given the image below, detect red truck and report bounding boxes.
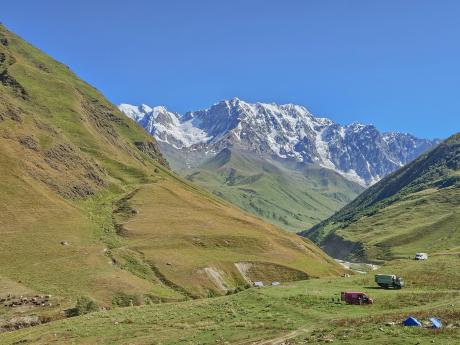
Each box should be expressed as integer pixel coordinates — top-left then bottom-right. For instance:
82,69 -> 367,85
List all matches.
341,291 -> 373,305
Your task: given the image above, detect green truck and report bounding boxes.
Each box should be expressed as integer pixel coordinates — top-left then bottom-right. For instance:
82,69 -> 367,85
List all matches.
374,274 -> 404,289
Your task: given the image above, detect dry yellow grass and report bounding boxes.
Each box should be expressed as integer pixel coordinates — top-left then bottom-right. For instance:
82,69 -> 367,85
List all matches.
0,23 -> 342,320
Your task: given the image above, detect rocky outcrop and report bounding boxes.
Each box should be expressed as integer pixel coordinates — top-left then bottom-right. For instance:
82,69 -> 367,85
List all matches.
134,141 -> 170,168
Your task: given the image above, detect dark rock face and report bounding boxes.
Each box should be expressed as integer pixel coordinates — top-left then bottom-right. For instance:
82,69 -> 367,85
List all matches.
41,143 -> 107,198
0,46 -> 29,100
134,141 -> 170,169
18,135 -> 39,151
120,99 -> 439,186
0,70 -> 29,99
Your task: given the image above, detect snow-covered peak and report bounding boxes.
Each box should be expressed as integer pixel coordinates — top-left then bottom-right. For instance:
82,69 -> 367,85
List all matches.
382,131 -> 415,141
118,103 -> 210,149
346,122 -> 367,132
152,105 -> 167,113
118,103 -> 146,122
119,99 -> 438,186
139,103 -> 153,113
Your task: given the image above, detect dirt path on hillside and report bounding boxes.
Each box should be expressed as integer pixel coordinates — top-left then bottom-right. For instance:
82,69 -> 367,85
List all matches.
251,327 -> 310,345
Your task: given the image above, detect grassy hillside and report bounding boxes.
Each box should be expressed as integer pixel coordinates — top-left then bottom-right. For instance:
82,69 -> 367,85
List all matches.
185,148 -> 363,232
0,22 -> 343,323
301,133 -> 460,261
3,254 -> 460,344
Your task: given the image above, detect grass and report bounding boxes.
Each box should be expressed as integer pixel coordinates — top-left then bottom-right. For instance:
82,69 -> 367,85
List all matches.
108,179 -> 343,298
185,148 -> 363,232
303,133 -> 460,261
0,22 -> 343,330
2,255 -> 460,344
306,186 -> 460,262
3,22 -> 458,345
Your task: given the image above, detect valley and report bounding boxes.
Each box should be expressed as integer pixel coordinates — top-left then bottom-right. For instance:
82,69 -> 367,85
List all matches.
119,101 -> 437,233
185,148 -> 363,231
1,6 -> 459,345
2,255 -> 460,344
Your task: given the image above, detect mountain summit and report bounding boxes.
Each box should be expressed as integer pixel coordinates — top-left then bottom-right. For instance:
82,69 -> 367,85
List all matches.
120,99 -> 438,186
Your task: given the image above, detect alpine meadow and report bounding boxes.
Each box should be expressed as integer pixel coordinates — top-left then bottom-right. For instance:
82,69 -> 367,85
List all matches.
2,2 -> 460,345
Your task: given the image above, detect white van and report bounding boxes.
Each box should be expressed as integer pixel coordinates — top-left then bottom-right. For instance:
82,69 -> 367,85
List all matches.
415,253 -> 428,260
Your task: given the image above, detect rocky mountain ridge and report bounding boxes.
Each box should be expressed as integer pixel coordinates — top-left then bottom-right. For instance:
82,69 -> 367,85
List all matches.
120,98 -> 439,186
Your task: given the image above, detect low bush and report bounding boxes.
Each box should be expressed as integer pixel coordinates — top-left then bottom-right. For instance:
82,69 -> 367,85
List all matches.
65,296 -> 99,317
112,293 -> 142,307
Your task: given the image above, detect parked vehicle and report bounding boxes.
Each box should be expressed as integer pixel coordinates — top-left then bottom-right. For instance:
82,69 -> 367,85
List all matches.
341,291 -> 373,305
415,253 -> 428,260
374,274 -> 404,289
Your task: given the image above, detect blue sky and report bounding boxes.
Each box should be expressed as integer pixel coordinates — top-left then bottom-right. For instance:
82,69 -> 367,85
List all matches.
2,0 -> 460,139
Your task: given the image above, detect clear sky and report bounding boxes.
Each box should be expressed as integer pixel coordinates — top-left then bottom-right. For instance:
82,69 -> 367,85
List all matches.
2,0 -> 459,139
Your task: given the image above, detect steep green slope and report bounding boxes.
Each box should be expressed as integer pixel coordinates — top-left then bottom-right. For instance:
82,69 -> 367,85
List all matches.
185,148 -> 363,232
301,134 -> 460,261
0,23 -> 342,319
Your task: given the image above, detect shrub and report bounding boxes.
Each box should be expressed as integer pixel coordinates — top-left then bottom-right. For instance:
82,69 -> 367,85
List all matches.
112,293 -> 142,307
66,296 -> 99,317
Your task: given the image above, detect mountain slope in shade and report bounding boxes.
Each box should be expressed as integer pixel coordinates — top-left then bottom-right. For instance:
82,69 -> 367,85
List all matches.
0,23 -> 343,313
186,148 -> 364,232
120,99 -> 438,186
301,133 -> 460,262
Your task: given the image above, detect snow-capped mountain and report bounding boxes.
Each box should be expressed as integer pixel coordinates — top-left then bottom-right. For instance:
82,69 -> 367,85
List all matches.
119,98 -> 439,186
119,104 -> 211,149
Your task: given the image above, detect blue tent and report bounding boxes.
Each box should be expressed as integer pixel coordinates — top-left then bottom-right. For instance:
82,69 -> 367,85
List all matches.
403,316 -> 422,327
429,318 -> 442,329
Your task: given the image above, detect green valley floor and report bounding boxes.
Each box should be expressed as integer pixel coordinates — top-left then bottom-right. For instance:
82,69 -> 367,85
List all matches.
2,254 -> 460,344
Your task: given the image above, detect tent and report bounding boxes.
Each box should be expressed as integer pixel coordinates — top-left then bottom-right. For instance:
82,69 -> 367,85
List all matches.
403,316 -> 422,327
429,318 -> 442,329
